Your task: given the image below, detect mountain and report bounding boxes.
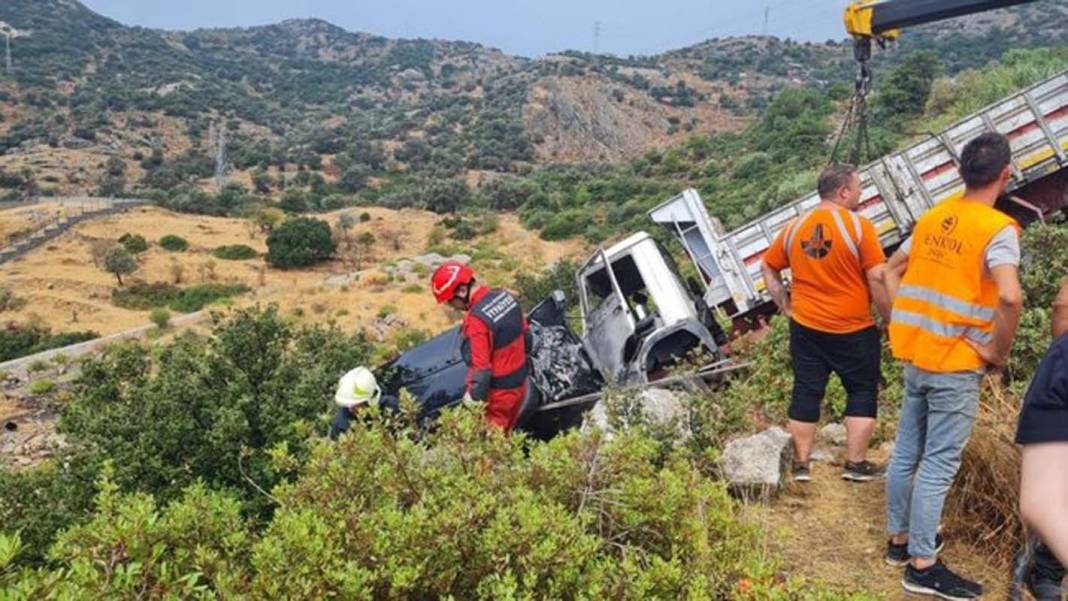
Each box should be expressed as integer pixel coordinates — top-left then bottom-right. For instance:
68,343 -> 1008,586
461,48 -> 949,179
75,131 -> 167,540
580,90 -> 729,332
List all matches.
0,0 -> 1065,200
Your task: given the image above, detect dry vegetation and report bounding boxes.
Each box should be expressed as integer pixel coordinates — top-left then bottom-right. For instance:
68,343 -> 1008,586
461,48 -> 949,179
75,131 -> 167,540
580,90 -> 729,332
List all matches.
0,203 -> 587,343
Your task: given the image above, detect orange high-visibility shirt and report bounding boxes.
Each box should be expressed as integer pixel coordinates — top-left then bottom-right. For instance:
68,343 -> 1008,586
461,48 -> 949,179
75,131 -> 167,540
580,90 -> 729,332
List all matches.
763,206 -> 886,334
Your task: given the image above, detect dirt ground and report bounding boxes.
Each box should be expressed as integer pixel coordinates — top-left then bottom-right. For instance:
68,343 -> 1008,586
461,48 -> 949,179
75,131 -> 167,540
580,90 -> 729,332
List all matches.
747,449 -> 1015,599
0,203 -> 587,340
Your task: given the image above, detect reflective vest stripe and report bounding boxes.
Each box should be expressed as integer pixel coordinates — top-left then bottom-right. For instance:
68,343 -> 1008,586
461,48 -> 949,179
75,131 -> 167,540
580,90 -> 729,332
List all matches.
785,209 -> 816,254
896,284 -> 996,322
490,365 -> 528,389
830,209 -> 860,260
891,308 -> 993,345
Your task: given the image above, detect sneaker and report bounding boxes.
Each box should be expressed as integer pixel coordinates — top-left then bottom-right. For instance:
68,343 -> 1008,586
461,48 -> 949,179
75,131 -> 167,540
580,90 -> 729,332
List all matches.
842,460 -> 886,482
885,534 -> 945,567
902,560 -> 983,600
792,460 -> 811,482
1025,571 -> 1064,601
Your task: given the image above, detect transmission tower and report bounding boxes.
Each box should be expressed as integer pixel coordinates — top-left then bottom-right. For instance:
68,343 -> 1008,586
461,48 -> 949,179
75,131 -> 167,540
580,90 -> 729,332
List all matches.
593,21 -> 601,54
762,6 -> 770,36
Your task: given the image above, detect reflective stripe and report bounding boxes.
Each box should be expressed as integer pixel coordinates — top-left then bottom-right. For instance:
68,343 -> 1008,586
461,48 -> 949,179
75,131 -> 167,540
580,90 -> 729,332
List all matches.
830,210 -> 859,260
897,284 -> 996,321
849,211 -> 862,247
891,309 -> 993,344
785,210 -> 816,254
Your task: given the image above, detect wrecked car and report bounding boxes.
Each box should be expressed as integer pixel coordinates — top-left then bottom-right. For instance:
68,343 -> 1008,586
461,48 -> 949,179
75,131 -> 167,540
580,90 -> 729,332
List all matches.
373,232 -> 727,438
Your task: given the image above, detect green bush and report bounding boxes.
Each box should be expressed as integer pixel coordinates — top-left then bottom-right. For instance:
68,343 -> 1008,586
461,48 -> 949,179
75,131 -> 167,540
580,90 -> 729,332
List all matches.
213,244 -> 258,261
102,246 -> 138,286
112,282 -> 250,313
111,282 -> 180,310
1,403 -> 864,599
169,283 -> 251,313
0,327 -> 98,363
149,307 -> 171,329
266,217 -> 336,268
118,233 -> 149,254
158,234 -> 189,252
29,379 -> 56,395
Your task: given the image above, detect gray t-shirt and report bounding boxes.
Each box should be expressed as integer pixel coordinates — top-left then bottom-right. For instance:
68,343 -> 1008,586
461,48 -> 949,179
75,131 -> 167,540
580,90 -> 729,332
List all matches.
898,225 -> 1020,271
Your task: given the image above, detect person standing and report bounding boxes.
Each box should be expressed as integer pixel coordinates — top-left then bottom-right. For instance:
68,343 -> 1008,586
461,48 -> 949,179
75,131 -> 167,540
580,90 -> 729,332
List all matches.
1016,277 -> 1068,600
762,163 -> 893,483
431,261 -> 529,431
883,132 -> 1024,599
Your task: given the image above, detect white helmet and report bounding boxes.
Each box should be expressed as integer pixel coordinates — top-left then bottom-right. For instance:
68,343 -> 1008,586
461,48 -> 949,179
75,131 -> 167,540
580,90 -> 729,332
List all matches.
335,366 -> 381,408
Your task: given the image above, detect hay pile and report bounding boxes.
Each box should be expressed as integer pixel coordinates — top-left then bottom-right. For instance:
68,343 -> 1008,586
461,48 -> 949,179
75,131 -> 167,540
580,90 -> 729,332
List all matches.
944,380 -> 1024,568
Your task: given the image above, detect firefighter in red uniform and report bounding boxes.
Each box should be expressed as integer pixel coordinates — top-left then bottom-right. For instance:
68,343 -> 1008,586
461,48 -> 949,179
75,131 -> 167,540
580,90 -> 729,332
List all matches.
431,261 -> 529,431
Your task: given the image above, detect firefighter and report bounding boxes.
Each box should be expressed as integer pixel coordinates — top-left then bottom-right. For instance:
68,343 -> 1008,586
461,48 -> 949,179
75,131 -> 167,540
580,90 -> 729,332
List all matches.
431,261 -> 529,431
328,366 -> 382,439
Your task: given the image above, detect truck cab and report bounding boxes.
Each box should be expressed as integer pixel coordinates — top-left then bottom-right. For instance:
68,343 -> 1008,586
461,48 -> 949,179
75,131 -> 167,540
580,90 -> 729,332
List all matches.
576,231 -> 726,385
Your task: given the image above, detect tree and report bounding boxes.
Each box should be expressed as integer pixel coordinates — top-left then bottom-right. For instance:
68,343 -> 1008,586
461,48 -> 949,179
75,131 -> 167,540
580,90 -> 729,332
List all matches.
338,164 -> 370,193
875,51 -> 941,123
423,178 -> 470,214
266,217 -> 336,268
103,246 -> 137,286
252,207 -> 285,234
354,231 -> 375,269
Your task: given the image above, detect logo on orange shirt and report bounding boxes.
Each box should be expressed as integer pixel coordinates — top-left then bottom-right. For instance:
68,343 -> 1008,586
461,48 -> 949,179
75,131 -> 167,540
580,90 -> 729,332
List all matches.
801,224 -> 832,259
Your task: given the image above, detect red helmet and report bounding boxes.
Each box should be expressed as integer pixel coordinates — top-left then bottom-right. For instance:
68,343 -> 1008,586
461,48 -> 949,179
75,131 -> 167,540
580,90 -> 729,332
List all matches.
431,261 -> 475,304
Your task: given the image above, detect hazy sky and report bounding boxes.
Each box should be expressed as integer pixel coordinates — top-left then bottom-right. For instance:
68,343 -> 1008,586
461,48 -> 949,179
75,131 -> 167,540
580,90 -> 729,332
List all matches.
80,0 -> 851,58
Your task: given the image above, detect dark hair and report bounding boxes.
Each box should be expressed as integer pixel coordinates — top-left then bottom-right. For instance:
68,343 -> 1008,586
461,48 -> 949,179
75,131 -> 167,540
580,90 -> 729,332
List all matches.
960,132 -> 1011,188
817,164 -> 857,199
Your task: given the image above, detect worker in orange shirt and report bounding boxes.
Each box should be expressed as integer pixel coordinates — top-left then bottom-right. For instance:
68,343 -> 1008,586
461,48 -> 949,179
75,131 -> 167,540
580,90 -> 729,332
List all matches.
761,163 -> 893,483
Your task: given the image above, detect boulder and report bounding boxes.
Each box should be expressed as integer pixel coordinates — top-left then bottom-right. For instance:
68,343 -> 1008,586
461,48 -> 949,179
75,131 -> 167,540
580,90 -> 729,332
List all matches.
581,387 -> 690,443
719,426 -> 792,498
820,422 -> 848,447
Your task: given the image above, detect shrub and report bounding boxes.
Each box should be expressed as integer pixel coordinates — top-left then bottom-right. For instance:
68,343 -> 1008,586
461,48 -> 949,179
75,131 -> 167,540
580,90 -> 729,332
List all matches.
111,282 -> 180,310
0,286 -> 26,312
169,283 -> 251,313
149,307 -> 171,330
158,235 -> 189,252
118,233 -> 148,254
393,327 -> 429,351
212,244 -> 258,260
3,404 -> 855,599
29,379 -> 56,395
266,217 -> 336,268
27,359 -> 49,373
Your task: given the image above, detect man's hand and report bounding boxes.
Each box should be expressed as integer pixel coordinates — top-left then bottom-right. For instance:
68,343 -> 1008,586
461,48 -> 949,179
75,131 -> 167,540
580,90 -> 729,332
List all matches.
964,338 -> 1008,368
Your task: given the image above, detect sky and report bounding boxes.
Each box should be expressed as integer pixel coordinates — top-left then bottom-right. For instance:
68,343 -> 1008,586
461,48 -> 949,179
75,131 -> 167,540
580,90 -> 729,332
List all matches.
79,0 -> 852,58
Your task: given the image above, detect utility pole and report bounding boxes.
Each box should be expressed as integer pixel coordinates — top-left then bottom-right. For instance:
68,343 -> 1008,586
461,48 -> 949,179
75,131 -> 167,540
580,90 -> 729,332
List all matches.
593,21 -> 601,54
4,31 -> 11,74
762,6 -> 770,37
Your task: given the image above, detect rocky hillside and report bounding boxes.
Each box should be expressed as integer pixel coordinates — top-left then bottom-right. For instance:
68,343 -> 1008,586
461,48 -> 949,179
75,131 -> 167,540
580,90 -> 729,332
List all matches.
0,0 -> 1065,200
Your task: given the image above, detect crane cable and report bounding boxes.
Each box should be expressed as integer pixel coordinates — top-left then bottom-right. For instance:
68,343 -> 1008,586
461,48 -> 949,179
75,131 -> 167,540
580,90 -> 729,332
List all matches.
829,40 -> 875,166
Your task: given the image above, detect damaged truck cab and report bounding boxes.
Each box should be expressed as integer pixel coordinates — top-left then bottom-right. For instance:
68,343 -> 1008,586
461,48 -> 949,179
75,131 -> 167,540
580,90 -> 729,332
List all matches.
577,231 -> 727,385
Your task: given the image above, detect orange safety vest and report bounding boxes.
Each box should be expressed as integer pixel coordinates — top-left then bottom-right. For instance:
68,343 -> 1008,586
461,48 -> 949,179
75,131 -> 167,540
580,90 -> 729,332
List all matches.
889,198 -> 1017,372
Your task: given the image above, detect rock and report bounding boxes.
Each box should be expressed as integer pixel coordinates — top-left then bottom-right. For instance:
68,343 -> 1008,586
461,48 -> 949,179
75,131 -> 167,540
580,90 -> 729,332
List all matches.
821,422 -> 848,447
581,401 -> 613,440
638,388 -> 691,442
810,447 -> 836,463
719,426 -> 792,498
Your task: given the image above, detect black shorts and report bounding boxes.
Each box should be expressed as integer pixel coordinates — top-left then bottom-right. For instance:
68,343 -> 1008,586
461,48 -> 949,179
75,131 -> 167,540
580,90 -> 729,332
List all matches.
788,319 -> 881,423
1015,334 -> 1068,445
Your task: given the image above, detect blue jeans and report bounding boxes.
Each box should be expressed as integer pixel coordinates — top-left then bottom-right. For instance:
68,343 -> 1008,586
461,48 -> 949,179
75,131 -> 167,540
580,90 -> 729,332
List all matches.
886,364 -> 982,559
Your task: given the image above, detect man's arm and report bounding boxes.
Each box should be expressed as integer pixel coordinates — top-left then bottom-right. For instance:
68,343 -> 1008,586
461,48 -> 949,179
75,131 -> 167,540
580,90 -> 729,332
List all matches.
966,264 -> 1023,367
865,263 -> 892,324
760,260 -> 791,318
1053,277 -> 1068,339
464,319 -> 494,402
883,249 -> 909,302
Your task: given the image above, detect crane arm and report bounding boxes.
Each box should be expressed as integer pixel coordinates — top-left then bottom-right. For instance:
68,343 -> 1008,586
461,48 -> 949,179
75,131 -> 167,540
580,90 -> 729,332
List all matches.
845,0 -> 1038,43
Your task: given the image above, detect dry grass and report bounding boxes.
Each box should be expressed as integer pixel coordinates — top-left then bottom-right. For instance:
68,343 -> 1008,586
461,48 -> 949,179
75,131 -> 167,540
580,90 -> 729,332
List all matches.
944,379 -> 1024,569
0,204 -> 587,342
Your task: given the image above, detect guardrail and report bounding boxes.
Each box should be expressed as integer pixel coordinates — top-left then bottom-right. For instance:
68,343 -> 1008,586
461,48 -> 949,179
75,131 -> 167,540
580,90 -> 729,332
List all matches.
0,197 -> 152,265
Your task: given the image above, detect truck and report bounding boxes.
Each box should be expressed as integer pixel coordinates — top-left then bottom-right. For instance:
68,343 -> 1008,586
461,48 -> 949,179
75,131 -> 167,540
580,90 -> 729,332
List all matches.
651,70 -> 1068,327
